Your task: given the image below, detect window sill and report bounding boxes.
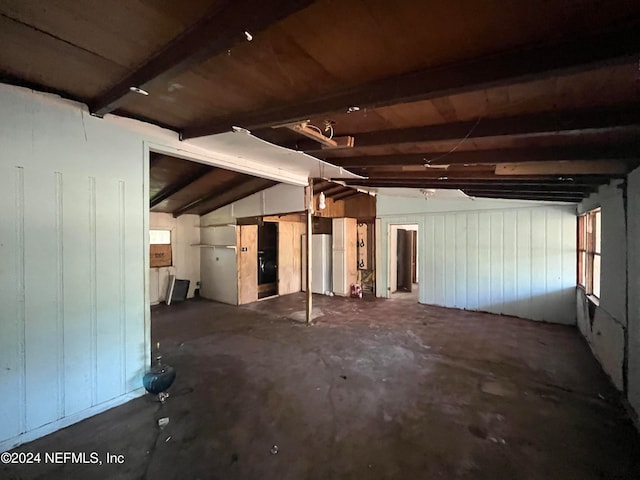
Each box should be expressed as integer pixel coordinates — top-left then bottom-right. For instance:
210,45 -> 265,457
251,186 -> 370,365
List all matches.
587,294 -> 600,307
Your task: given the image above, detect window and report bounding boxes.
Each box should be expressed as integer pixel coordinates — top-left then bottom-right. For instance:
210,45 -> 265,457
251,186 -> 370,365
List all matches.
577,208 -> 601,298
150,229 -> 172,268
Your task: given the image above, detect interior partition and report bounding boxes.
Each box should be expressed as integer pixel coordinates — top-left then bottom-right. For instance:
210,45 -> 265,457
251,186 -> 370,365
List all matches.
376,195 -> 577,325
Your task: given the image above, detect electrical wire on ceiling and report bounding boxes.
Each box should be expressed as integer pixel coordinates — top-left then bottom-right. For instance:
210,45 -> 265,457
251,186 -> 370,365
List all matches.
423,115 -> 483,165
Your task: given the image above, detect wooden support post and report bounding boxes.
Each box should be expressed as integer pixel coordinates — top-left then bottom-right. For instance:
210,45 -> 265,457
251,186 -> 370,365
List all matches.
306,179 -> 313,325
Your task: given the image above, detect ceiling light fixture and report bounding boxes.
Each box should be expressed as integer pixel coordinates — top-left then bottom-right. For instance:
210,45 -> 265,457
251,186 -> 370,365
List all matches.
347,106 -> 360,114
244,30 -> 253,41
437,176 -> 448,180
129,86 -> 149,96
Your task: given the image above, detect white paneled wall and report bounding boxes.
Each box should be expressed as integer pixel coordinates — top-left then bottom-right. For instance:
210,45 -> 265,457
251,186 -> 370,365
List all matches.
420,207 -> 576,323
377,194 -> 577,325
0,84 -> 320,451
0,86 -> 154,451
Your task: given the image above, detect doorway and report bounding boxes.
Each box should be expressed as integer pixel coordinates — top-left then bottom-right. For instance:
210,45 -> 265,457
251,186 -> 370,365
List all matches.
258,222 -> 278,298
389,224 -> 419,298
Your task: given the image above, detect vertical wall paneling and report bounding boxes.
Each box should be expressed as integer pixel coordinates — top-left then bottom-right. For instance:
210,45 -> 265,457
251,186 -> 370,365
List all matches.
24,168 -> 59,430
424,216 -> 435,304
444,215 -> 456,307
478,212 -> 491,309
455,214 -> 467,308
1,85 -> 308,450
546,209 -> 563,316
55,172 -> 65,420
502,211 -> 517,316
379,202 -> 576,324
490,212 -> 504,309
530,209 -> 547,320
433,216 -> 445,305
466,213 -> 479,311
516,209 -> 532,319
89,176 -> 98,407
0,165 -> 25,442
96,178 -> 124,403
62,175 -> 93,415
17,167 -> 26,436
118,181 -> 126,394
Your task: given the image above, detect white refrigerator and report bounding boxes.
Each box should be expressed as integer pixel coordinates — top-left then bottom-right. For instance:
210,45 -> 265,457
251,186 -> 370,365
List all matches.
301,234 -> 332,294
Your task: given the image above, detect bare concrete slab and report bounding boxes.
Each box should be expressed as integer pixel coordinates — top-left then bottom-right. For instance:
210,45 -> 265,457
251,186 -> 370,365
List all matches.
3,295 -> 639,479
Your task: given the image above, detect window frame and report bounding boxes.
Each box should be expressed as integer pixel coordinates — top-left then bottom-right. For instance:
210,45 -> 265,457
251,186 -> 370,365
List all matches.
577,208 -> 601,299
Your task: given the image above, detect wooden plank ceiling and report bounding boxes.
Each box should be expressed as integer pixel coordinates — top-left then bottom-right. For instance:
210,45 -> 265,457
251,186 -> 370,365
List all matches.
150,153 -> 276,216
2,0 -> 640,202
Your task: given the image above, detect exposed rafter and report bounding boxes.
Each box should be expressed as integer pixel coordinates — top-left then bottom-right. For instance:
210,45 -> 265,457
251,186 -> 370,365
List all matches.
494,160 -> 629,176
150,164 -> 212,208
182,24 -> 640,138
296,106 -> 640,154
90,0 -> 314,117
342,176 -> 610,187
321,144 -> 640,167
464,191 -> 584,202
331,190 -> 361,201
173,177 -> 276,217
322,185 -> 351,198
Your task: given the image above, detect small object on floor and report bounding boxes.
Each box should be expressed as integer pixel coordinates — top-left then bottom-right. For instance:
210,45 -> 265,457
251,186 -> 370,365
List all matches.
158,417 -> 169,429
270,445 -> 279,455
340,375 -> 347,380
143,342 -> 176,402
231,453 -> 239,464
165,435 -> 172,442
598,393 -> 605,400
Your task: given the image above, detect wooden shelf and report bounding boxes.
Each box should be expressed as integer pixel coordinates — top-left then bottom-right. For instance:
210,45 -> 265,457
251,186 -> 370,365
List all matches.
191,244 -> 236,250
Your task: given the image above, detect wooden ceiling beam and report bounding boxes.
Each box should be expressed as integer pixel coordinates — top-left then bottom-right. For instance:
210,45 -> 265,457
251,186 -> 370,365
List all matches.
90,0 -> 314,117
350,170 -> 625,181
322,185 -> 351,198
495,160 -> 629,176
182,23 -> 640,138
150,164 -> 212,208
460,187 -> 590,195
341,177 -> 608,187
299,106 -> 640,154
323,144 -> 640,167
173,176 -> 276,217
331,190 -> 360,201
312,180 -> 336,194
463,191 -> 584,202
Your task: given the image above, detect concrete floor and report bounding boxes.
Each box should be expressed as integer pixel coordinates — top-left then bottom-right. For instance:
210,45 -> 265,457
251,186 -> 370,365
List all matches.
3,293 -> 640,479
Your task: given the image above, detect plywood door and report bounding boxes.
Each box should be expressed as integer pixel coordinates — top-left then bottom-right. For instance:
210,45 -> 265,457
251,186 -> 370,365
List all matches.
238,225 -> 258,304
277,222 -> 303,295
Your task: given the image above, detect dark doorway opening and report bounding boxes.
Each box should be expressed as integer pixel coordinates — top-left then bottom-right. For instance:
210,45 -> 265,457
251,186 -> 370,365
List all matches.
258,222 -> 278,298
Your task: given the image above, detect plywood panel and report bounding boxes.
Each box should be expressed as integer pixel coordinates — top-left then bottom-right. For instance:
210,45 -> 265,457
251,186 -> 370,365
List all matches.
332,217 -> 358,296
238,225 -> 258,304
278,222 -> 304,295
345,218 -> 358,291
